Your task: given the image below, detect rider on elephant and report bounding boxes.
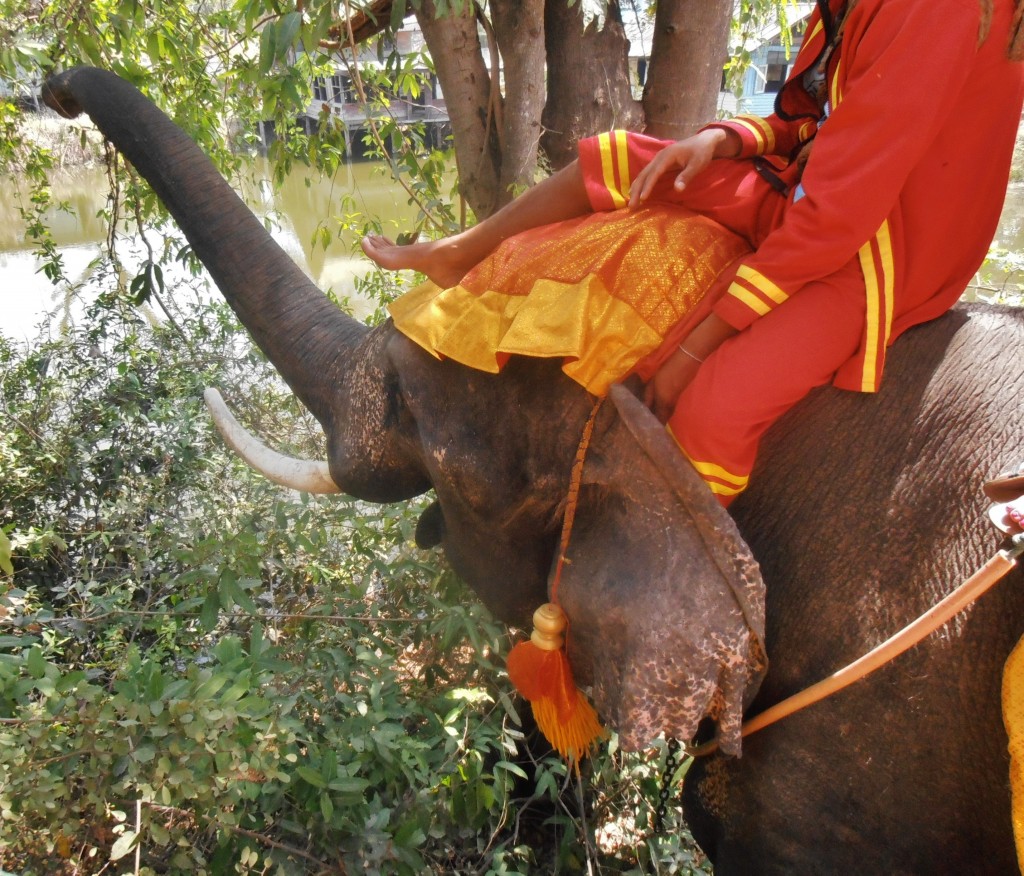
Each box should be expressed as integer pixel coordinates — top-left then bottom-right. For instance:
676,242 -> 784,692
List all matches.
363,0 -> 1024,506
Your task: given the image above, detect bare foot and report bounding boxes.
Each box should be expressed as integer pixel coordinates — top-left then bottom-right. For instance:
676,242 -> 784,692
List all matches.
360,234 -> 477,288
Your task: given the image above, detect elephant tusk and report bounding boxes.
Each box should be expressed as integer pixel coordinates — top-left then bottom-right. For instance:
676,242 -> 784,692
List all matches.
203,387 -> 342,494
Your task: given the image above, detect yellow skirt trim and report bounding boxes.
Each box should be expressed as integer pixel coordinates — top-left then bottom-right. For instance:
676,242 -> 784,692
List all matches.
388,206 -> 750,397
1004,636 -> 1024,872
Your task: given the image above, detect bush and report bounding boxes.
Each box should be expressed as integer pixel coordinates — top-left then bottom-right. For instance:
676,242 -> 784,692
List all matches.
0,300 -> 711,874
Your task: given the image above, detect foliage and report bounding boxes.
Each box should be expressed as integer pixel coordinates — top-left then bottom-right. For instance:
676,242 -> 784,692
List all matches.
965,247 -> 1024,306
4,0 -> 1015,871
0,298 -> 712,873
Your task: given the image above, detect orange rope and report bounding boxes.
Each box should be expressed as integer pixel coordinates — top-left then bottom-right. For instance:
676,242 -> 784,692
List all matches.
549,397 -> 604,604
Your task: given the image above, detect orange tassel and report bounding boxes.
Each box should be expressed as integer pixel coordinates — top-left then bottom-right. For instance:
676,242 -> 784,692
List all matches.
507,603 -> 605,764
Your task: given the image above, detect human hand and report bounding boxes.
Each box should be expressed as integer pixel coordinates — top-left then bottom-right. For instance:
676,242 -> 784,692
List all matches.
628,128 -> 739,209
644,347 -> 701,423
642,313 -> 739,421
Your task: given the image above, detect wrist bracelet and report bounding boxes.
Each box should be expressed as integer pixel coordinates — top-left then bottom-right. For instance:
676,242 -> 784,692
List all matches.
678,345 -> 704,364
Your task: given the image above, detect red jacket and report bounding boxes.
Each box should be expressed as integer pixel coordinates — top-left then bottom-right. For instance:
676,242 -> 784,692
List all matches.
709,0 -> 1024,391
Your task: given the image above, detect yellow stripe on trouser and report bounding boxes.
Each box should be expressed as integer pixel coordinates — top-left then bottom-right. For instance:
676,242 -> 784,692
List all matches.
598,132 -> 627,208
856,221 -> 894,392
669,427 -> 750,497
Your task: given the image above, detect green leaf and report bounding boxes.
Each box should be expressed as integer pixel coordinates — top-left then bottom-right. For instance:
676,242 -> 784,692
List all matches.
194,673 -> 228,700
146,30 -> 161,61
494,760 -> 528,780
78,32 -> 104,66
497,690 -> 521,726
223,574 -> 257,614
109,830 -> 139,862
200,589 -> 220,631
259,22 -> 277,76
26,645 -> 47,679
276,12 -> 301,58
0,635 -> 36,649
320,790 -> 334,820
296,766 -> 327,788
327,776 -> 369,794
0,529 -> 12,576
390,0 -> 408,31
393,820 -> 426,848
133,744 -> 156,763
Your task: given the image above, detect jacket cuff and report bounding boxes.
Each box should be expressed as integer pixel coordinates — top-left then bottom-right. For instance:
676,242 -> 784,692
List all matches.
704,116 -> 775,157
712,264 -> 791,329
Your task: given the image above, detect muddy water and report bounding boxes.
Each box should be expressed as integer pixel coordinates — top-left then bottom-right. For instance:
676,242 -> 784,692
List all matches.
3,164 -> 1022,341
0,158 -> 420,340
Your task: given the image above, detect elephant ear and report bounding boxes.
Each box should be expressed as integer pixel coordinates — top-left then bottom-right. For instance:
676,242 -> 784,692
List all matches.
556,385 -> 766,756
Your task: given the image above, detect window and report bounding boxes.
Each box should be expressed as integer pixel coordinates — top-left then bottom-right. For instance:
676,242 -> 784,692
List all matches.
330,74 -> 345,102
313,77 -> 329,102
762,46 -> 789,93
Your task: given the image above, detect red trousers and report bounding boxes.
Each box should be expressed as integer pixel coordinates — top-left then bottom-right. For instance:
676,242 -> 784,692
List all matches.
666,262 -> 865,503
578,131 -> 866,505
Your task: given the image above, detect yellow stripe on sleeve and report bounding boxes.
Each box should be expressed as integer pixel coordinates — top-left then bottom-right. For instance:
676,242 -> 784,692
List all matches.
740,115 -> 776,154
727,281 -> 773,317
736,265 -> 789,305
857,237 -> 881,392
598,132 -> 627,209
614,131 -> 631,201
730,117 -> 772,155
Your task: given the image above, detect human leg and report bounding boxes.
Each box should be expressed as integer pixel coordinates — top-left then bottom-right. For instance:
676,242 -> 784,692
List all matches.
666,262 -> 867,505
362,130 -> 692,287
362,127 -> 779,288
361,160 -> 592,287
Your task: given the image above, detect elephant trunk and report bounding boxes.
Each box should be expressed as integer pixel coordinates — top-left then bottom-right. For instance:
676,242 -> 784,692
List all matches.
43,67 -> 431,502
42,67 -> 360,437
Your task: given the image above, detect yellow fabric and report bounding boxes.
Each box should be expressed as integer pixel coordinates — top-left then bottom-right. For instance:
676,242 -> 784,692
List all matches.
1004,635 -> 1024,871
388,205 -> 750,397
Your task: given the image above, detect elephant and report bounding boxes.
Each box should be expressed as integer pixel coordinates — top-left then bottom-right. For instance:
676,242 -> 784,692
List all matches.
42,67 -> 1024,874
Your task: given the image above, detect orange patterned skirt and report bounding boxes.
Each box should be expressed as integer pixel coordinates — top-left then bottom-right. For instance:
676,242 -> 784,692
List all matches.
388,205 -> 750,397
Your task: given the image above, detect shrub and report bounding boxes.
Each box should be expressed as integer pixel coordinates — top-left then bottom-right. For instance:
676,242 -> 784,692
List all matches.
0,300 -> 710,874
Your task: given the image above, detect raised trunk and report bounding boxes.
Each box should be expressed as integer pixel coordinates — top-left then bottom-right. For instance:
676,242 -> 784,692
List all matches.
541,0 -> 642,170
490,0 -> 546,195
642,0 -> 732,139
43,67 -> 429,503
414,0 -> 503,218
42,68 -> 361,434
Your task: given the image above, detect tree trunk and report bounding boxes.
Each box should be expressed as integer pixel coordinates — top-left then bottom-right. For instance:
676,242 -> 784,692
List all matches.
642,0 -> 732,140
541,0 -> 642,170
414,0 -> 502,218
490,0 -> 546,197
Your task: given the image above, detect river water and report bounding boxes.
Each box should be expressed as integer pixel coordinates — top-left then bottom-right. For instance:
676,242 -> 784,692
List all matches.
0,159 -> 419,341
2,162 -> 1023,342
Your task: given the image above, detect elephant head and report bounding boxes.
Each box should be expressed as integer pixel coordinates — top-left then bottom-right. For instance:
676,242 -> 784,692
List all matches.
42,67 -> 766,754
